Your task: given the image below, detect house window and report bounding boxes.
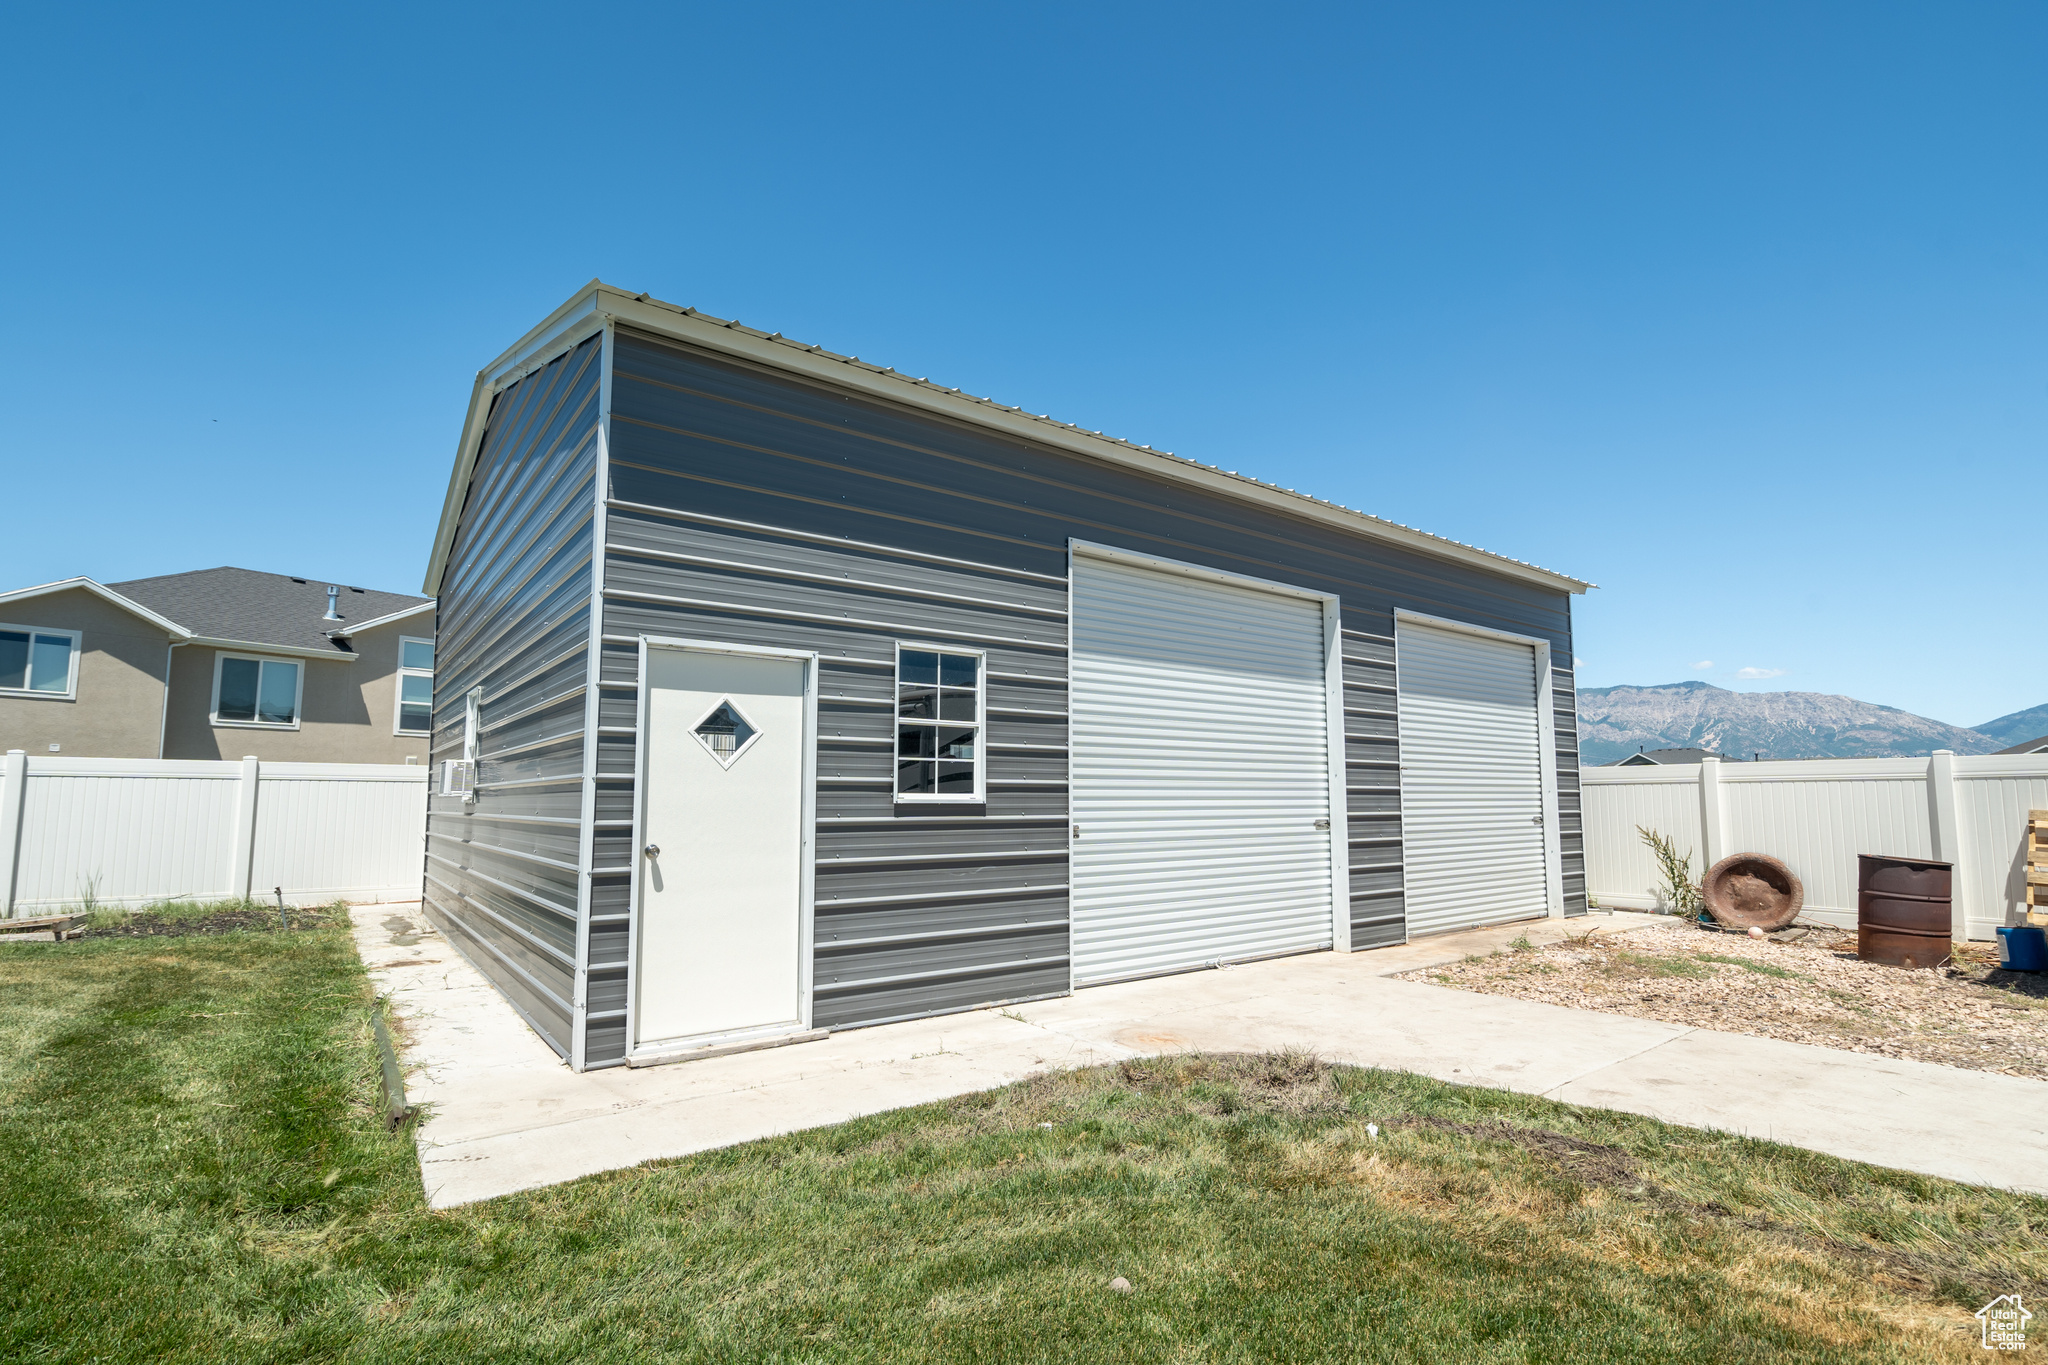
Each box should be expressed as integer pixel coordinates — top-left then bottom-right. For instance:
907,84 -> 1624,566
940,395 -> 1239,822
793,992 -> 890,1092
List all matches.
395,635 -> 434,735
212,654 -> 302,728
895,645 -> 983,801
0,624 -> 80,699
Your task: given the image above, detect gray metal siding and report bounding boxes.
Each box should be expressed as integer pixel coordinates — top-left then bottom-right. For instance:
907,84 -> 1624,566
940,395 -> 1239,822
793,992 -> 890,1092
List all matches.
1553,663 -> 1587,914
424,334 -> 602,1060
1344,630 -> 1406,947
597,327 -> 1575,1039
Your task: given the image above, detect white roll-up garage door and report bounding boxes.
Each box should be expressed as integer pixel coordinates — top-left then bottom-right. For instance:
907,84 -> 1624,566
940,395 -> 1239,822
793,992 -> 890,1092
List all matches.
1069,550 -> 1338,986
1396,619 -> 1551,936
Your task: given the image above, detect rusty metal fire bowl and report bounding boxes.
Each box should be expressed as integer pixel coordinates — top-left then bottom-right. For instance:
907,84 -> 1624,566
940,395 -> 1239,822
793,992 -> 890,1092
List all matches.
1702,853 -> 1804,932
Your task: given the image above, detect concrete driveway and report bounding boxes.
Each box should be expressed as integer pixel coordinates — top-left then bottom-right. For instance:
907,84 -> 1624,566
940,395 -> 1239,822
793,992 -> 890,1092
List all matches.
352,906 -> 2048,1209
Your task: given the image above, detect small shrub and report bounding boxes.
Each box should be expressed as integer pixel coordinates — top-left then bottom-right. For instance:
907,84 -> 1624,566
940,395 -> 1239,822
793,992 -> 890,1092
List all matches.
1637,826 -> 1703,914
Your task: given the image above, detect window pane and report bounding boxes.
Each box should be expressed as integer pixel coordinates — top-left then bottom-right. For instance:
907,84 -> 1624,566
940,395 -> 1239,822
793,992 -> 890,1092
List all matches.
398,674 -> 432,733
936,727 -> 976,761
895,760 -> 935,794
934,762 -> 976,795
937,689 -> 977,722
692,701 -> 756,758
401,639 -> 434,671
217,657 -> 259,720
897,687 -> 937,720
257,661 -> 299,725
939,653 -> 978,688
29,636 -> 72,692
899,650 -> 938,686
0,631 -> 28,690
897,725 -> 936,759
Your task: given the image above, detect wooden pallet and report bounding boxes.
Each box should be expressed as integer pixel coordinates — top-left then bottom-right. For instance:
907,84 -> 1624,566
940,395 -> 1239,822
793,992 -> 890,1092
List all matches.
0,913 -> 82,942
2031,810 -> 2048,926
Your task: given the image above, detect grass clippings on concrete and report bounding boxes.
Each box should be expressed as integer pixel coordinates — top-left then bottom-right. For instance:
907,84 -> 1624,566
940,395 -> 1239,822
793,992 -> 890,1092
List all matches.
4,927 -> 2045,1363
1405,920 -> 2048,1081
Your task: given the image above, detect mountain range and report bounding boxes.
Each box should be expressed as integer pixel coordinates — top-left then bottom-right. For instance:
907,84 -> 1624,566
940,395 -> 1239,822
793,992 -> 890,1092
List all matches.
1577,681 -> 2045,766
1974,702 -> 2048,749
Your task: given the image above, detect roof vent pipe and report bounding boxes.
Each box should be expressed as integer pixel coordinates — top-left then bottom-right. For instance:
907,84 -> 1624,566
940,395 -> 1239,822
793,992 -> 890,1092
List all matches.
323,586 -> 342,622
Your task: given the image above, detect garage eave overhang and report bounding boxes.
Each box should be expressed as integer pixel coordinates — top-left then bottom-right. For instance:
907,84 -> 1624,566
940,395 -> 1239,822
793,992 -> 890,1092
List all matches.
424,281 -> 1595,599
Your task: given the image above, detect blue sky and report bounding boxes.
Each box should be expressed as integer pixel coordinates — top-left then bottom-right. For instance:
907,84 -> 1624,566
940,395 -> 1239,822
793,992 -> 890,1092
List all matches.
2,3 -> 2041,728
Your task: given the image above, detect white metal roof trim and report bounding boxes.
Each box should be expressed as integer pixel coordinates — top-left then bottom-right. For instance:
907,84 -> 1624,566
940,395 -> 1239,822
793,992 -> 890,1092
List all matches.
603,295 -> 1591,592
544,286 -> 1581,589
429,287 -> 1594,597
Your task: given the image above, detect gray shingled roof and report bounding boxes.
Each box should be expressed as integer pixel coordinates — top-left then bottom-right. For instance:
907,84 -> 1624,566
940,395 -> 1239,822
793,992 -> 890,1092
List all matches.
1611,747 -> 1727,766
108,567 -> 428,654
1996,734 -> 2048,756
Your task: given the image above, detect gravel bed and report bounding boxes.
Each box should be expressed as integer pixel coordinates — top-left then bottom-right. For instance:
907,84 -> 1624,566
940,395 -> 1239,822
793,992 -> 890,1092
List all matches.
1399,919 -> 2048,1082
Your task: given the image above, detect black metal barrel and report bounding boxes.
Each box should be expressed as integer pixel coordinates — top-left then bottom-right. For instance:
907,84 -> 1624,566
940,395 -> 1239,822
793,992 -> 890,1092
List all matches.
1857,854 -> 1952,968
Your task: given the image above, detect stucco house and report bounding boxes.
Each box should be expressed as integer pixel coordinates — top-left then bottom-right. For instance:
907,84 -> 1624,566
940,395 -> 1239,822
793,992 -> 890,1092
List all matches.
0,567 -> 434,763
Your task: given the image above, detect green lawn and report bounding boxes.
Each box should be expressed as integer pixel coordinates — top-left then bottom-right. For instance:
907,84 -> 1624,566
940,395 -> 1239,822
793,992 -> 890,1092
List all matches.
4,921 -> 2044,1363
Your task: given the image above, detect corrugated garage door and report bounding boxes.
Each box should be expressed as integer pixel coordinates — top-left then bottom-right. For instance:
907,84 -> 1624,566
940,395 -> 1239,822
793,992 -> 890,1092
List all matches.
1396,619 -> 1550,936
1070,551 -> 1336,985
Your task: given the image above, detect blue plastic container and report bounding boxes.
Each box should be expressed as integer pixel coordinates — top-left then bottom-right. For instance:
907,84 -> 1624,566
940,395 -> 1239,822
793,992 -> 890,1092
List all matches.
1995,925 -> 2047,972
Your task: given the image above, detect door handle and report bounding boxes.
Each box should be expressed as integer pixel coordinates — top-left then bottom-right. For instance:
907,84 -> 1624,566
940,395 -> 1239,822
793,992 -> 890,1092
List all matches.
1313,818 -> 1330,830
1530,815 -> 1544,826
644,844 -> 661,858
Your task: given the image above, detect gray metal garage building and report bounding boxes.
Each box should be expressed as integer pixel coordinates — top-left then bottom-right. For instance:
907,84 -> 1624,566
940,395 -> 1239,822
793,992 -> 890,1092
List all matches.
421,282 -> 1592,1072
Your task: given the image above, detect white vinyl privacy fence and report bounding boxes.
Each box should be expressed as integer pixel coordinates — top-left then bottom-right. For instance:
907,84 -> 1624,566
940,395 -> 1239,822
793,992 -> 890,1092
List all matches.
1582,752 -> 2048,941
0,751 -> 428,916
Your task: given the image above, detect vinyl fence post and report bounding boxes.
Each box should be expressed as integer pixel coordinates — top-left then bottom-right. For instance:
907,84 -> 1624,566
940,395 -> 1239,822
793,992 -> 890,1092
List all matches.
229,755 -> 261,900
1698,755 -> 1725,871
0,750 -> 26,919
1927,749 -> 1966,942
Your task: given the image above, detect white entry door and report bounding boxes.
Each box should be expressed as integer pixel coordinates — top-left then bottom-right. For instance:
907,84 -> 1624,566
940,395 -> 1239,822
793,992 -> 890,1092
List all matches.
1395,619 -> 1551,936
1069,549 -> 1340,986
634,642 -> 812,1052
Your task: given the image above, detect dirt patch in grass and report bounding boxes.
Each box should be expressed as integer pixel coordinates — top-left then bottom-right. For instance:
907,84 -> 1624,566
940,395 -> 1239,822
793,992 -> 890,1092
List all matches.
1402,919 -> 2048,1081
1107,1049 -> 1349,1115
1387,1114 -> 2045,1308
76,898 -> 344,939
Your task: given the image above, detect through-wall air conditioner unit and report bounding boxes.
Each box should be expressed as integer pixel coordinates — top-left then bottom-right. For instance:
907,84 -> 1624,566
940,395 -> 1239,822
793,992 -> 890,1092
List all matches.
440,759 -> 476,802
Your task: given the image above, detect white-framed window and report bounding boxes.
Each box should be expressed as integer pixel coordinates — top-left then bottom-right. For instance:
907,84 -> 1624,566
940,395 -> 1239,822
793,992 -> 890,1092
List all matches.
210,653 -> 303,729
394,635 -> 434,735
894,644 -> 984,802
0,624 -> 80,700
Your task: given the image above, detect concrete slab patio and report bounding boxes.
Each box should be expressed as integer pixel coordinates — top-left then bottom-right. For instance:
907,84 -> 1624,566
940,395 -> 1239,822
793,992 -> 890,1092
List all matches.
352,905 -> 2048,1209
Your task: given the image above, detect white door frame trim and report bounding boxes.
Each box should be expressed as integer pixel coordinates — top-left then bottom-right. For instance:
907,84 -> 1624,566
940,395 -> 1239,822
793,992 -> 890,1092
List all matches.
1393,609 -> 1565,920
625,634 -> 820,1060
1069,540 -> 1353,960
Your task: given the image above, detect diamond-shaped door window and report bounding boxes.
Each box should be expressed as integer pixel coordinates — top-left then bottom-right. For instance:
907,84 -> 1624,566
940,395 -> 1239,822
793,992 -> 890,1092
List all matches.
691,699 -> 760,768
